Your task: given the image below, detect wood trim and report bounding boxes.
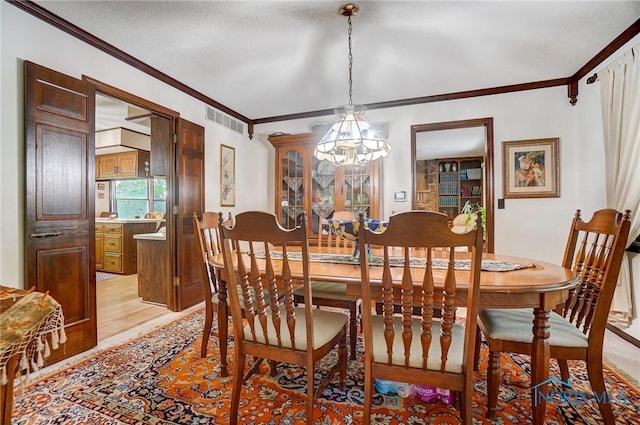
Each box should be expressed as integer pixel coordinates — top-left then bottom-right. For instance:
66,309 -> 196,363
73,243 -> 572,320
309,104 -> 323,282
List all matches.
12,0 -> 251,126
567,18 -> 640,105
410,118 -> 494,253
12,1 -> 639,125
84,76 -> 180,120
606,323 -> 640,349
253,79 -> 569,124
572,18 -> 640,82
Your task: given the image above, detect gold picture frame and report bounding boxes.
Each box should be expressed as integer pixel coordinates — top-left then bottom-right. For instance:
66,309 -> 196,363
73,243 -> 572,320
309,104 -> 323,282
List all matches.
502,138 -> 560,199
220,144 -> 235,206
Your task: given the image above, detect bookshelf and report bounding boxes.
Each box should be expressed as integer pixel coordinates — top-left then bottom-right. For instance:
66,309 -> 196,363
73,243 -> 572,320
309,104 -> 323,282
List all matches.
436,157 -> 483,219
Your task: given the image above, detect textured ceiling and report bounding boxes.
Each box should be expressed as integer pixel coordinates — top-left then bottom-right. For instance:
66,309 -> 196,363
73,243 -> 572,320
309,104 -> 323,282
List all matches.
34,1 -> 640,120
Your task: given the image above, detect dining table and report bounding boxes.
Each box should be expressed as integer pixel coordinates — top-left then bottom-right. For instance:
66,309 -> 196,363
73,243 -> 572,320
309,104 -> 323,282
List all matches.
209,246 -> 579,425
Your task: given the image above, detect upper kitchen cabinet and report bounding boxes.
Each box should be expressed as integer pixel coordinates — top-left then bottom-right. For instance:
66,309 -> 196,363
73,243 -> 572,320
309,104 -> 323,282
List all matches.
96,150 -> 150,180
95,127 -> 151,179
268,132 -> 381,239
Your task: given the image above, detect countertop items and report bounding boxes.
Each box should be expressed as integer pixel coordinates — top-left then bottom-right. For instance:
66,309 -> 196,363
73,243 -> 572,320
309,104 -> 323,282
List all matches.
96,218 -> 164,224
133,233 -> 166,241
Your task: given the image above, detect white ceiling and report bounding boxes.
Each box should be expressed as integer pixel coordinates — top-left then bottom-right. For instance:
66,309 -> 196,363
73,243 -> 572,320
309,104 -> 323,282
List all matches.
35,1 -> 640,121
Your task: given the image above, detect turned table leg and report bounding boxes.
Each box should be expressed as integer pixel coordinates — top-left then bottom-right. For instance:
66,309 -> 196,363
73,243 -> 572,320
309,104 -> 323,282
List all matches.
530,307 -> 551,425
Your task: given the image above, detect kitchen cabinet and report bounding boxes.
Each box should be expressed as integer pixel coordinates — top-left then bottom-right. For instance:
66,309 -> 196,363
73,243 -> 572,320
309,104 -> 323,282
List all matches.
96,150 -> 150,180
268,132 -> 381,240
134,233 -> 169,305
95,223 -> 104,270
95,220 -> 157,274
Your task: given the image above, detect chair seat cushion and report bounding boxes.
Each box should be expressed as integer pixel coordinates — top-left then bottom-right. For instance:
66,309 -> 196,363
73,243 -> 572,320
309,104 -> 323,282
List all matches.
293,281 -> 358,301
479,308 -> 588,348
243,307 -> 348,351
370,315 -> 466,373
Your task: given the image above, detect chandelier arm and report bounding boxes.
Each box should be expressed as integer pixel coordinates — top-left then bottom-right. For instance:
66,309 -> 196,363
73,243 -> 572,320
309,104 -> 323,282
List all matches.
314,3 -> 391,167
348,15 -> 353,106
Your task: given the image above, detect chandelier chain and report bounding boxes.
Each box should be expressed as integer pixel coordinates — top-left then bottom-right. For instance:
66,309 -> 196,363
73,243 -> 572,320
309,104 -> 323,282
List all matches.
347,15 -> 353,106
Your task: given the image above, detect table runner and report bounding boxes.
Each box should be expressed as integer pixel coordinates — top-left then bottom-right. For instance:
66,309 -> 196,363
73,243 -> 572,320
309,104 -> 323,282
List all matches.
255,251 -> 535,272
0,286 -> 66,385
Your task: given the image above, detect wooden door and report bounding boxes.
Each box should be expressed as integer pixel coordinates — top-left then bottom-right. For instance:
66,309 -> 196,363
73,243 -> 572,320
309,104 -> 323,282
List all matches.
24,61 -> 97,362
174,118 -> 205,310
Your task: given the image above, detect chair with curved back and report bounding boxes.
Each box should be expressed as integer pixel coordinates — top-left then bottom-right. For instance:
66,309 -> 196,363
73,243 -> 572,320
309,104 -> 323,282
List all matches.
358,211 -> 484,424
294,210 -> 360,359
219,211 -> 347,424
192,211 -> 233,371
477,208 -> 632,423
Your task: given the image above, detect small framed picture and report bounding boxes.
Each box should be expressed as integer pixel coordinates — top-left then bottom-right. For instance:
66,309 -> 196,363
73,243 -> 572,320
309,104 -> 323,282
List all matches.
97,183 -> 105,190
394,191 -> 407,202
502,138 -> 560,198
220,144 -> 236,207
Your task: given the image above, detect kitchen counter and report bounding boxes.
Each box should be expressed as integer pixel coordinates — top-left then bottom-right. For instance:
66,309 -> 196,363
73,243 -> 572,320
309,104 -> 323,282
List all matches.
135,233 -> 169,305
133,232 -> 166,241
96,218 -> 164,224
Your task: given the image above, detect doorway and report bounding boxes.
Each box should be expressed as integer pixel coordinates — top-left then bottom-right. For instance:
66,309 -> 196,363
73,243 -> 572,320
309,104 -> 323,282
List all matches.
94,93 -> 170,340
411,118 -> 495,253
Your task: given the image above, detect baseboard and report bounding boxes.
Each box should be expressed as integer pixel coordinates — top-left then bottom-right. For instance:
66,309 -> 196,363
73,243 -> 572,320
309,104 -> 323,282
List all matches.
606,323 -> 640,348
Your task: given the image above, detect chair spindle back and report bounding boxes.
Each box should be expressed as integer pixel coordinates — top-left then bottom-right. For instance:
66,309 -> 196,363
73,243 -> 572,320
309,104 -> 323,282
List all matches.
560,209 -> 631,337
358,211 -> 483,373
219,211 -> 313,351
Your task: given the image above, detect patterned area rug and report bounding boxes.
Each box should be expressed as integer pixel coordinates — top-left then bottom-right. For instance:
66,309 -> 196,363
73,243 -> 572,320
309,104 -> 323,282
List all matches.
13,309 -> 640,424
96,272 -> 119,282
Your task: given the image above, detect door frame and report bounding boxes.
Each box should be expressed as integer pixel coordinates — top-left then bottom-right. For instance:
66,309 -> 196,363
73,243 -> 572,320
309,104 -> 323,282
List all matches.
82,76 -> 182,311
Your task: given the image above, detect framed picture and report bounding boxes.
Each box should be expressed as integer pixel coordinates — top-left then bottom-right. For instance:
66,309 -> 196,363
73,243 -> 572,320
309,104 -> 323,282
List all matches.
220,144 -> 235,206
97,183 -> 105,190
502,138 -> 560,198
394,191 -> 407,202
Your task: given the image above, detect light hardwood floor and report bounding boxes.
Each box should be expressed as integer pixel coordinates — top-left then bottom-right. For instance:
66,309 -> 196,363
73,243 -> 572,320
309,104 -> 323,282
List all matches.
97,274 -> 170,340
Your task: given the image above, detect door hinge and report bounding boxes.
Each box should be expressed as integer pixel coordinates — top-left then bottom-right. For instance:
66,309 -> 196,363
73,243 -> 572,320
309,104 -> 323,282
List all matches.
173,134 -> 177,144
173,205 -> 179,215
173,277 -> 180,286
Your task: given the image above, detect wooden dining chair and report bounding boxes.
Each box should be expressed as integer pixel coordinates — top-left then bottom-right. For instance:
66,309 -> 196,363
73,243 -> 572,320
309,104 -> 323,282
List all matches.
294,210 -> 360,359
477,208 -> 631,423
192,212 -> 233,365
219,211 -> 347,424
358,210 -> 484,425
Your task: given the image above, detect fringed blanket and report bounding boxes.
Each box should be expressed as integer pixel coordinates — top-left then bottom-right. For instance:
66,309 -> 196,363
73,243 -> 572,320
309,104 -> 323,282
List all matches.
0,286 -> 66,386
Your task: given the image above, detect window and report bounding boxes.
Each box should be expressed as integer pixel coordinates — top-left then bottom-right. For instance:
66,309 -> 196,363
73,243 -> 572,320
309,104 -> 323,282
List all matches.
112,178 -> 166,218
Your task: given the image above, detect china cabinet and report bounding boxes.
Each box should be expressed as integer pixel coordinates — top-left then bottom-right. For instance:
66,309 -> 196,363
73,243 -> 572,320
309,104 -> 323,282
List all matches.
268,132 -> 381,241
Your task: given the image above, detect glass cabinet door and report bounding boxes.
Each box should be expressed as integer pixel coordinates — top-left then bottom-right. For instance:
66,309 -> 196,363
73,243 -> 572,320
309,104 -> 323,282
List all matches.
343,163 -> 372,218
279,149 -> 305,229
311,158 -> 336,235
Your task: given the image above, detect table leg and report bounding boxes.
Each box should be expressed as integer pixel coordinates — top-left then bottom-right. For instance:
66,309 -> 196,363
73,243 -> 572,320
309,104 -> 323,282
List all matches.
0,354 -> 18,425
217,277 -> 229,378
530,307 -> 551,425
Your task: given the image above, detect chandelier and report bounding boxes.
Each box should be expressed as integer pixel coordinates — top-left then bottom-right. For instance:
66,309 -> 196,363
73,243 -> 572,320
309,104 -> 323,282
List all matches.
314,3 -> 391,166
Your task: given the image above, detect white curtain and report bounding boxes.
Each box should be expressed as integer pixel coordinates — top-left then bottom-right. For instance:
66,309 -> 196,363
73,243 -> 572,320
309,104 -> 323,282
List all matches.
599,42 -> 640,328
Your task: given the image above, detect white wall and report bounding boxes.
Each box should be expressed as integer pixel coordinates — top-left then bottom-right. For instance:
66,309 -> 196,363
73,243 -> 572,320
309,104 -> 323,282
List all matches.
255,35 -> 640,339
2,2 -> 638,339
256,86 -> 581,263
0,3 -> 269,287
